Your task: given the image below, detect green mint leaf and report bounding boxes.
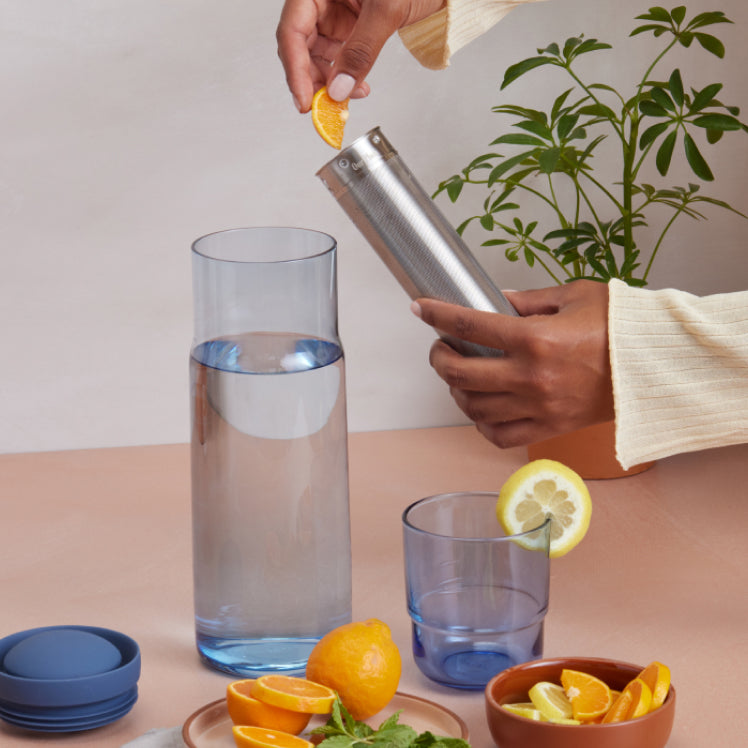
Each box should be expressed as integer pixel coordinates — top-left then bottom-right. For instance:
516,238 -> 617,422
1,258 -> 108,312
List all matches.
371,725 -> 417,748
316,736 -> 358,748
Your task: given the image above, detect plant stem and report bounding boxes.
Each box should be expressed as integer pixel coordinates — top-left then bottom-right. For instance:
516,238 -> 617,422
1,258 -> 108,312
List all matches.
642,203 -> 687,282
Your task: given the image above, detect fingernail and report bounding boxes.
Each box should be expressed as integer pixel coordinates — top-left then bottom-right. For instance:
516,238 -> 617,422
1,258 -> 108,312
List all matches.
410,301 -> 422,319
292,94 -> 302,113
328,73 -> 356,101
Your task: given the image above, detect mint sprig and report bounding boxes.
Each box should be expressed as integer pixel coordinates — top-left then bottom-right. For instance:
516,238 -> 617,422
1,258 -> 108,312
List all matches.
312,698 -> 471,748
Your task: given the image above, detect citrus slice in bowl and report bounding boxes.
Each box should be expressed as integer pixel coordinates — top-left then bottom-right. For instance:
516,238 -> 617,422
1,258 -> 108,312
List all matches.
311,86 -> 349,149
528,681 -> 574,722
602,677 -> 652,723
232,726 -> 314,748
496,459 -> 591,558
560,668 -> 613,722
501,702 -> 544,720
250,675 -> 336,715
636,661 -> 671,710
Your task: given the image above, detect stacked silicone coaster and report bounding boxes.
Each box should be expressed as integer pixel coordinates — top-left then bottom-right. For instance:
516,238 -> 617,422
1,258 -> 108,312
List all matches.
0,625 -> 140,733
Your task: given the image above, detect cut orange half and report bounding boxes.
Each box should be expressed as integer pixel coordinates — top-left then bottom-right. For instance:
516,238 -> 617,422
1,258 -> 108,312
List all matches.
251,675 -> 336,714
232,726 -> 314,748
226,680 -> 312,734
311,86 -> 349,149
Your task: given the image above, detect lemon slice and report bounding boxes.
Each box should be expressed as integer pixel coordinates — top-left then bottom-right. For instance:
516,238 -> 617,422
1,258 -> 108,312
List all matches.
497,459 -> 591,558
528,681 -> 574,722
502,703 -> 545,720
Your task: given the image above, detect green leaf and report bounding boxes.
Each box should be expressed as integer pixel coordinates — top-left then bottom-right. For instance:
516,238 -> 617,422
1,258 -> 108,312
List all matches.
635,7 -> 671,23
706,128 -> 723,144
371,726 -> 417,748
678,30 -> 694,47
656,130 -> 677,175
557,113 -> 579,139
694,33 -> 725,58
537,146 -> 561,174
492,133 -> 548,147
480,214 -> 494,230
639,100 -> 669,118
671,6 -> 686,25
514,119 -> 553,139
683,132 -> 714,180
550,88 -> 574,120
501,56 -> 556,89
690,82 -> 723,112
446,179 -> 463,202
650,86 -> 675,112
639,120 -> 671,149
630,23 -> 669,37
466,153 -> 501,170
488,151 -> 536,185
577,102 -> 618,120
691,113 -> 743,131
686,11 -> 732,31
668,69 -> 684,107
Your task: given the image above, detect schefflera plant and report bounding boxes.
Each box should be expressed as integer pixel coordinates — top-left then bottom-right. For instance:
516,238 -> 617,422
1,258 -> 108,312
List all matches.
434,6 -> 748,286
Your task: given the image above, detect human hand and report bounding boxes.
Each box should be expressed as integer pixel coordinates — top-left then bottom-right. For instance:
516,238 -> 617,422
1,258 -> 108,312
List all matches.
412,280 -> 615,448
276,0 -> 445,112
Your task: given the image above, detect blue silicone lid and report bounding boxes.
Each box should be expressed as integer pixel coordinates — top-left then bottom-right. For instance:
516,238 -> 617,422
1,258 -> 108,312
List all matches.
0,625 -> 140,709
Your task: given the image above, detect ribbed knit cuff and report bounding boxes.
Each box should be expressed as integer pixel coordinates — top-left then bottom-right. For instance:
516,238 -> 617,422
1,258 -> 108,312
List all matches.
609,279 -> 748,468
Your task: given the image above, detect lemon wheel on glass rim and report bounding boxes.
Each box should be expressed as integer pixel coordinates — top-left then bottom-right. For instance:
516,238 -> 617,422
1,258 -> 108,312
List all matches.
496,459 -> 591,558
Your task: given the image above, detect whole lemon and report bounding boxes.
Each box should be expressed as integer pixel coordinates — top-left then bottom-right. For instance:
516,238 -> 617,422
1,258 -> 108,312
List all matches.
305,619 -> 401,720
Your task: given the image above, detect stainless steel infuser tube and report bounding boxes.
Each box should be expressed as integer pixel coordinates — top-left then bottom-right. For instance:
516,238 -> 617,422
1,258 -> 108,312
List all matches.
316,127 -> 517,357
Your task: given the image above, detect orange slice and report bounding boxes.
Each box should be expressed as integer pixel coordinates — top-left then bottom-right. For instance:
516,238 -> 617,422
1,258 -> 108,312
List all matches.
560,668 -> 613,722
226,680 -> 312,734
232,726 -> 314,748
311,86 -> 349,149
636,661 -> 671,710
251,675 -> 336,715
602,677 -> 652,723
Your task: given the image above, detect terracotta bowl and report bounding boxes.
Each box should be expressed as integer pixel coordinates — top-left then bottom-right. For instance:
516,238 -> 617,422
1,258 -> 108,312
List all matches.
485,656 -> 676,748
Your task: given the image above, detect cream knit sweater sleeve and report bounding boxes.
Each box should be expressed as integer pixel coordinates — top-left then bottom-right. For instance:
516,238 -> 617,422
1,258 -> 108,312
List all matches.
609,279 -> 748,469
399,0 -> 547,69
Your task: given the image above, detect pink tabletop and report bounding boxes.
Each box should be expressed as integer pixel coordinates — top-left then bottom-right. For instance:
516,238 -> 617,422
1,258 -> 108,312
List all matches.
1,426 -> 747,747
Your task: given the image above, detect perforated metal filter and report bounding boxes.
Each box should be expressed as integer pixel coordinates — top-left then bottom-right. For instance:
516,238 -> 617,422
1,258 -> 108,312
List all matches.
317,127 -> 516,357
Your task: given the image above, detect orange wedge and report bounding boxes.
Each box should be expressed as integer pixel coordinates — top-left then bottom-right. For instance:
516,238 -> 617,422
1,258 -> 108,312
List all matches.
602,677 -> 652,723
311,86 -> 349,149
226,680 -> 312,734
232,726 -> 314,748
636,661 -> 671,710
560,668 -> 613,722
251,675 -> 336,715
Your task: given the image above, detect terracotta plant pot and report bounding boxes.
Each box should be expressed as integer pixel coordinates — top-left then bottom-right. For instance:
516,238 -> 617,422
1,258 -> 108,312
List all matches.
527,420 -> 653,480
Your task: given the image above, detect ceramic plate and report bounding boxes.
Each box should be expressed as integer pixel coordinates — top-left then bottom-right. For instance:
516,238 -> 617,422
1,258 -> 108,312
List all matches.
182,691 -> 469,748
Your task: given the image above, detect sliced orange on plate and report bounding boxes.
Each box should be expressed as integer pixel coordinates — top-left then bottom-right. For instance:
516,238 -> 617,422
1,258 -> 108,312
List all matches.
560,668 -> 613,722
250,675 -> 336,714
232,726 -> 314,748
311,86 -> 349,149
226,680 -> 312,734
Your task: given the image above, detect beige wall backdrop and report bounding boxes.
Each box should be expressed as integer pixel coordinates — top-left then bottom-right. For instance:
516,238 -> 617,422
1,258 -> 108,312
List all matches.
2,0 -> 747,453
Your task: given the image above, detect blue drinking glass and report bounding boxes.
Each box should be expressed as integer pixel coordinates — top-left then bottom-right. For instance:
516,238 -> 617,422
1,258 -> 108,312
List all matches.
402,492 -> 551,690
